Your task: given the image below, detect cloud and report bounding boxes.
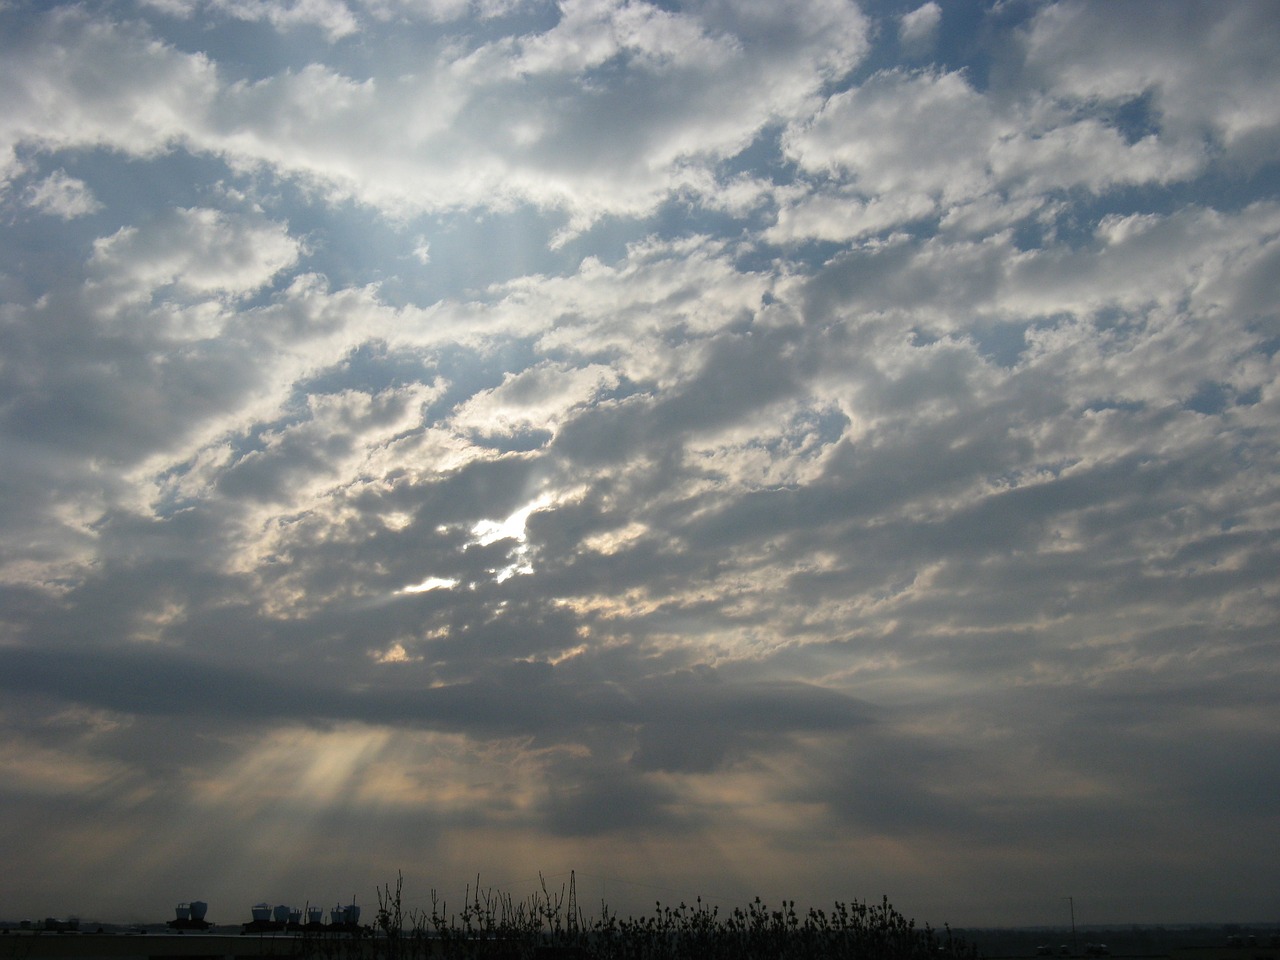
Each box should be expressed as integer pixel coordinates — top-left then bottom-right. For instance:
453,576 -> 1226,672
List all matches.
140,0 -> 360,39
212,0 -> 360,40
898,2 -> 940,57
87,206 -> 301,306
501,0 -> 738,77
450,362 -> 619,443
23,169 -> 103,219
1022,0 -> 1280,166
775,62 -> 1207,244
1,0 -> 1279,928
1,1 -> 871,230
0,7 -> 219,161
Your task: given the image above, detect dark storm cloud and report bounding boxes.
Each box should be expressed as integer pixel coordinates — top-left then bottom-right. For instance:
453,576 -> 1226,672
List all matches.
0,642 -> 873,743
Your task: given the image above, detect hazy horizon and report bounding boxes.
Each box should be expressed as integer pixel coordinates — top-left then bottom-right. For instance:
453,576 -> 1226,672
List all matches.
1,0 -> 1278,929
8,869 -> 1278,933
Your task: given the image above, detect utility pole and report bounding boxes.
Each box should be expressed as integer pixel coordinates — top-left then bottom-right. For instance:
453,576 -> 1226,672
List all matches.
1064,897 -> 1077,956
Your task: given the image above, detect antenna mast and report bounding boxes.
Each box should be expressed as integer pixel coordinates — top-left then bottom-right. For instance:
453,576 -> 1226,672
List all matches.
568,870 -> 579,934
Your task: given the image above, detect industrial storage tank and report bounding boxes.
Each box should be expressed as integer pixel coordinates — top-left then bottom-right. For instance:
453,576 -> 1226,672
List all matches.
169,900 -> 210,930
251,903 -> 272,922
272,905 -> 291,924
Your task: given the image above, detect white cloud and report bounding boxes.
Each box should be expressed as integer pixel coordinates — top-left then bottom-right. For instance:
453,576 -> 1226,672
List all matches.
23,169 -> 103,219
992,117 -> 1203,194
1,2 -> 871,231
776,64 -> 1210,242
500,236 -> 771,384
766,190 -> 936,243
358,0 -> 522,22
137,0 -> 201,15
0,7 -> 218,165
213,0 -> 360,40
450,362 -> 620,439
786,70 -> 998,194
141,0 -> 361,38
1003,202 -> 1280,322
898,1 -> 941,55
501,0 -> 736,77
1023,0 -> 1280,166
87,207 -> 301,307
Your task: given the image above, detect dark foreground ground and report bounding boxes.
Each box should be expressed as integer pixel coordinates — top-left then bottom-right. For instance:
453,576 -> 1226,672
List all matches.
4,920 -> 1276,960
954,927 -> 1279,959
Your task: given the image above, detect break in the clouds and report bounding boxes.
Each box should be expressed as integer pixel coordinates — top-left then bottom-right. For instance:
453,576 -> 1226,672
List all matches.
1,0 -> 1278,930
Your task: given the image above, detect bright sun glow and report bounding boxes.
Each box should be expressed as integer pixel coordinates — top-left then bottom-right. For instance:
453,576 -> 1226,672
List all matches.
468,494 -> 553,581
469,494 -> 550,547
398,576 -> 458,594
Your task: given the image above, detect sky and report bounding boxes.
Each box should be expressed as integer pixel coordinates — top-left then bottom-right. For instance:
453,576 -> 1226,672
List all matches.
1,0 -> 1278,930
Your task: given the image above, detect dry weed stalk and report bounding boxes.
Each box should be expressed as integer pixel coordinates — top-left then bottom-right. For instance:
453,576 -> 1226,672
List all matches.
296,874 -> 980,960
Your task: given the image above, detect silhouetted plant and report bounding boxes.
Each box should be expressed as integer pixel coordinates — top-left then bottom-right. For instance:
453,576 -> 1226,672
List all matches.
297,875 -> 981,960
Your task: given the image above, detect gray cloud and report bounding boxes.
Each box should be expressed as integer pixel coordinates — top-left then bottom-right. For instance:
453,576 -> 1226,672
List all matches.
0,0 -> 1278,928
